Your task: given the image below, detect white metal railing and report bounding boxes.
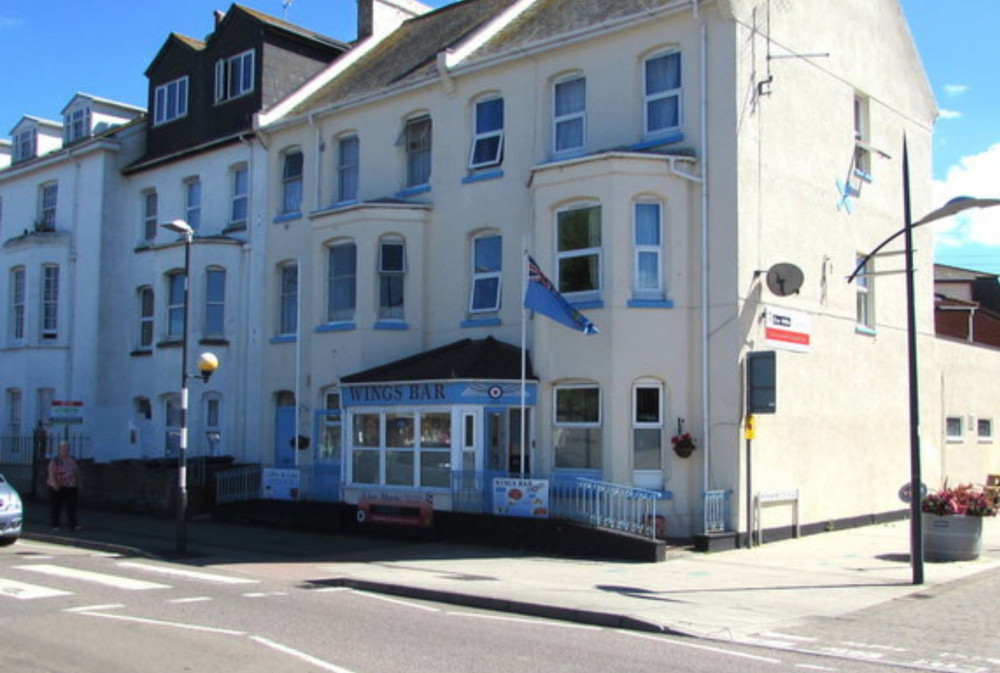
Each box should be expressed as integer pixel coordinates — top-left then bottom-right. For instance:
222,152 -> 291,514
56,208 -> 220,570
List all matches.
215,465 -> 262,504
552,478 -> 663,539
703,489 -> 728,533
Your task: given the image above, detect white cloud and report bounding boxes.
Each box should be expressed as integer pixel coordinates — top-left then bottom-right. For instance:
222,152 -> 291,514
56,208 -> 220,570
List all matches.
938,109 -> 963,120
933,143 -> 1000,247
944,84 -> 969,97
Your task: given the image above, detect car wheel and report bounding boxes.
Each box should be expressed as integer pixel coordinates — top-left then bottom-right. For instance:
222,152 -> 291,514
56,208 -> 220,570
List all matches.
0,537 -> 17,547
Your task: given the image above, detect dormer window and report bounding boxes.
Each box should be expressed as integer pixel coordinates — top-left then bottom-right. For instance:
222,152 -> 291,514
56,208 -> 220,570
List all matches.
63,106 -> 92,144
14,127 -> 36,162
154,76 -> 189,125
215,50 -> 255,103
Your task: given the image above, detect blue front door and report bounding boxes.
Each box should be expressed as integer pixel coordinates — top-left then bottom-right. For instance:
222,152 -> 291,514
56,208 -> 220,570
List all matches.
274,405 -> 297,467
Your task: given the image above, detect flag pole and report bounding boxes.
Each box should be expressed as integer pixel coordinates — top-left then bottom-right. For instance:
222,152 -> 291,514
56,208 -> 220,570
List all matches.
520,248 -> 528,479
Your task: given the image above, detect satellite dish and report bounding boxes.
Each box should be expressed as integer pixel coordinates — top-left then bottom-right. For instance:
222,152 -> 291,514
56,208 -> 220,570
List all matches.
765,263 -> 804,296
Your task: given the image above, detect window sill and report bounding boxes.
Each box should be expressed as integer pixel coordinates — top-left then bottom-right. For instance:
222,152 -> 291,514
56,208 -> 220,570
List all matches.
199,338 -> 229,347
270,334 -> 298,344
628,298 -> 673,309
855,325 -> 877,337
462,169 -> 504,184
462,317 -> 501,328
130,349 -> 153,357
630,131 -> 684,151
316,321 -> 356,333
374,320 -> 409,331
156,339 -> 183,349
566,298 -> 603,311
273,212 -> 302,224
395,184 -> 431,199
223,223 -> 247,234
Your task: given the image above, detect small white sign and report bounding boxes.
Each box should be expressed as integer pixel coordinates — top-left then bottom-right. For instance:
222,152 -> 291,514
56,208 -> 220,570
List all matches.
765,307 -> 811,352
262,468 -> 301,501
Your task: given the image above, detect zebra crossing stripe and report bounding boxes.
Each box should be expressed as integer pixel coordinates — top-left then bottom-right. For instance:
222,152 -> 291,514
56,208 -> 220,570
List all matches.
15,564 -> 170,591
0,577 -> 71,600
116,561 -> 259,584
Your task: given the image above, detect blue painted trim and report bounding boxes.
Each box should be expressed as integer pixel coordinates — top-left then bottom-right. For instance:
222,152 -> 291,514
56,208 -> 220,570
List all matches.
568,299 -> 603,311
462,169 -> 504,184
627,298 -> 674,308
853,169 -> 873,182
461,317 -> 501,328
343,380 -> 537,407
855,325 -> 877,337
270,334 -> 298,344
550,469 -> 603,483
374,320 -> 409,331
629,132 -> 684,151
316,321 -> 357,333
657,490 -> 674,500
394,184 -> 431,198
273,212 -> 302,224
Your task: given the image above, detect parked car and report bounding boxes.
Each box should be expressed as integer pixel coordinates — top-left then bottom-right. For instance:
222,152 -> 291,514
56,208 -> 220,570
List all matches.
0,473 -> 23,546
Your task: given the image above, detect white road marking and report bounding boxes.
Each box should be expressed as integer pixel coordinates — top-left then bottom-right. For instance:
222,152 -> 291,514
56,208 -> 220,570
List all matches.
759,631 -> 819,643
72,608 -> 368,673
250,636 -> 360,673
116,561 -> 258,585
65,603 -> 124,612
351,590 -> 440,612
795,665 -> 837,671
242,591 -> 287,598
622,631 -> 783,663
16,564 -> 170,591
841,641 -> 907,652
0,577 -> 71,600
168,596 -> 213,604
77,610 -> 246,635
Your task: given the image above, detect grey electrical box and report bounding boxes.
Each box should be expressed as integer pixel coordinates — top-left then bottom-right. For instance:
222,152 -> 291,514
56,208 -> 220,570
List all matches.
747,351 -> 776,414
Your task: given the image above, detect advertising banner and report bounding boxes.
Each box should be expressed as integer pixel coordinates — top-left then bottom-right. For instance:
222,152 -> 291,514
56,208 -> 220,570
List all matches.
492,478 -> 549,518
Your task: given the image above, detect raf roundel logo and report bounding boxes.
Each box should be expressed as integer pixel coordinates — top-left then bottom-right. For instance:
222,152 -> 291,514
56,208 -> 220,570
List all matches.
488,385 -> 504,400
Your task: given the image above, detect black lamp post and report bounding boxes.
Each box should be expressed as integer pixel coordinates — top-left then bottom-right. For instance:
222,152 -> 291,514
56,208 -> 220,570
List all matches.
848,139 -> 1000,585
162,219 -> 219,555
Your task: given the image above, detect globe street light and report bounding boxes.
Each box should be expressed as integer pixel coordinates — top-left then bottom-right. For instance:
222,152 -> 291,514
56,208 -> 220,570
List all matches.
849,140 -> 1000,585
161,219 -> 219,555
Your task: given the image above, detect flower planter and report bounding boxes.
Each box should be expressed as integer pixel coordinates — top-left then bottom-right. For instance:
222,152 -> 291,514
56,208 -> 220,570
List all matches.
922,514 -> 983,562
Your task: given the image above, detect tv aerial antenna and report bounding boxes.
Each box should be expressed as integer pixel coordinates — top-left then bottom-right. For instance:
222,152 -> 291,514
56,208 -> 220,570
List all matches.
756,0 -> 830,97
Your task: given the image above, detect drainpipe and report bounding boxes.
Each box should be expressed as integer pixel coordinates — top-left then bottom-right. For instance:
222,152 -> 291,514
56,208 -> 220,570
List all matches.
692,0 -> 711,518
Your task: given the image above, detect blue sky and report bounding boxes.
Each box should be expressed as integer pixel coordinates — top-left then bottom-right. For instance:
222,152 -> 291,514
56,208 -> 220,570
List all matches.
1,1 -> 996,272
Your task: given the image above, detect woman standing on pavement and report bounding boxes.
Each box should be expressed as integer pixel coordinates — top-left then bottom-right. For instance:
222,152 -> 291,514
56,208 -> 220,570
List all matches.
47,441 -> 82,531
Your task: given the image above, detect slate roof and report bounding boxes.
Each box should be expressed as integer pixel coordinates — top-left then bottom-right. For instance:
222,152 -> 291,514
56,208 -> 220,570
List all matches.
287,0 -> 679,116
341,337 -> 533,383
289,0 -> 519,115
468,0 -> 674,59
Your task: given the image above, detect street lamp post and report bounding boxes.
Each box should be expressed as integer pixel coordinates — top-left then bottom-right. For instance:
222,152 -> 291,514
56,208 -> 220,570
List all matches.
162,219 -> 219,555
849,139 -> 1000,585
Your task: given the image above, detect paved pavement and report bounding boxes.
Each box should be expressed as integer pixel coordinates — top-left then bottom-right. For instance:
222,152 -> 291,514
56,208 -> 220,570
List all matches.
20,503 -> 1000,641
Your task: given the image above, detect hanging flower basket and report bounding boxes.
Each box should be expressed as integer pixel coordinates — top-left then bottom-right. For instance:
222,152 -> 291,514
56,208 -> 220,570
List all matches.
671,432 -> 696,458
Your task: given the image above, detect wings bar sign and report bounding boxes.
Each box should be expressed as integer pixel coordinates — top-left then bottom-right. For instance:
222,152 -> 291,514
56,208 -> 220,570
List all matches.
764,307 -> 811,352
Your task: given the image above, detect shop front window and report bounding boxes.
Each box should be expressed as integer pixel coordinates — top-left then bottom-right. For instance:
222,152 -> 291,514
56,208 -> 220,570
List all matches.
348,410 -> 453,488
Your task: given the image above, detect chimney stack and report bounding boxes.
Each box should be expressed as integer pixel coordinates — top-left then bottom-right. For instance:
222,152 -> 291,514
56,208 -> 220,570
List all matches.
357,0 -> 431,41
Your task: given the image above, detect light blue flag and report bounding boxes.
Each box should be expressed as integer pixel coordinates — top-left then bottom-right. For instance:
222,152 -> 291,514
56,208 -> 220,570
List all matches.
523,256 -> 598,334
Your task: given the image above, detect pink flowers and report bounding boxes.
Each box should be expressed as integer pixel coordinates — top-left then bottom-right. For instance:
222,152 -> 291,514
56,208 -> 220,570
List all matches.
922,482 -> 999,517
